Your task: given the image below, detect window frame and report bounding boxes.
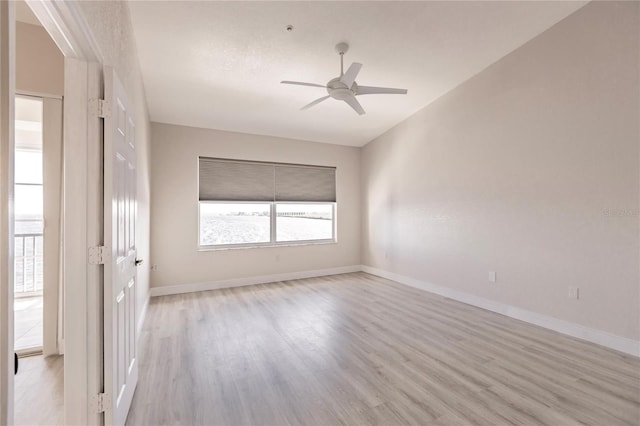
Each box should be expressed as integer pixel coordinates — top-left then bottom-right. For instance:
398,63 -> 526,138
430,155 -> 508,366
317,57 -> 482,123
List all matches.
198,200 -> 337,250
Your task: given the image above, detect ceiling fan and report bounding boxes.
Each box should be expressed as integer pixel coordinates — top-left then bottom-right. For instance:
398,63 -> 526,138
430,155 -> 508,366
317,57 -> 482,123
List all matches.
281,42 -> 408,115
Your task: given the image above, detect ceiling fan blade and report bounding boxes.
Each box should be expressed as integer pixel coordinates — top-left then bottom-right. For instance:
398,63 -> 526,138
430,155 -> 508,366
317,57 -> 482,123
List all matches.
344,96 -> 365,115
281,81 -> 326,88
340,62 -> 362,89
301,95 -> 330,110
356,85 -> 408,95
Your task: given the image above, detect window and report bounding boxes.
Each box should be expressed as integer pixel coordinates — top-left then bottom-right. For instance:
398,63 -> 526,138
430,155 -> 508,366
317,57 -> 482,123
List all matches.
15,96 -> 44,236
198,157 -> 336,248
14,96 -> 44,300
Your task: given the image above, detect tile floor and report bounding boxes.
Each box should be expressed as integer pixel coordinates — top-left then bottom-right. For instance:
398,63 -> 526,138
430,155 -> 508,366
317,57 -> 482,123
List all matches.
14,296 -> 43,350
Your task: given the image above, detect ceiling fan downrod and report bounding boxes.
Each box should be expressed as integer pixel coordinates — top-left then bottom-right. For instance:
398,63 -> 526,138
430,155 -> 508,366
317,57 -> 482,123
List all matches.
336,42 -> 349,77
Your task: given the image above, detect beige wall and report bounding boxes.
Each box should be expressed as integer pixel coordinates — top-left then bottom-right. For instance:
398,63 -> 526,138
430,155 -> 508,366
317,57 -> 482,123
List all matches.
361,1 -> 640,340
16,21 -> 63,96
74,1 -> 152,317
150,122 -> 361,289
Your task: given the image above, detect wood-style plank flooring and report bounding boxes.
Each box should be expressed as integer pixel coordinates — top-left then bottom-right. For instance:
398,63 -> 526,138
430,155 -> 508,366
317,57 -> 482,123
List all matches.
127,272 -> 640,425
14,354 -> 64,426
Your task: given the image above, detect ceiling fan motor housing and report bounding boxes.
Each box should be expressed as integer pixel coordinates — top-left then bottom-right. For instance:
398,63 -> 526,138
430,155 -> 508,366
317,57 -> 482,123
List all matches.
335,42 -> 349,54
327,77 -> 357,100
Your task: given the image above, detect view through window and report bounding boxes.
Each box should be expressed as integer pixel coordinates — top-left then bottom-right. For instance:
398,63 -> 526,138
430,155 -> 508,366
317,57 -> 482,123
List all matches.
200,203 -> 271,246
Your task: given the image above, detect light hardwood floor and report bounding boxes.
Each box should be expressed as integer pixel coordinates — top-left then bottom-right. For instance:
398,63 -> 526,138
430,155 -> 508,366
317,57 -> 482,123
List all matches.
14,354 -> 64,426
127,272 -> 640,425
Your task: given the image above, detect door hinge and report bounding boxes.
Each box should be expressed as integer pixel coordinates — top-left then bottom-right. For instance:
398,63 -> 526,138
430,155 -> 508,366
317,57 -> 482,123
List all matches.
88,246 -> 110,265
90,98 -> 111,118
93,392 -> 111,413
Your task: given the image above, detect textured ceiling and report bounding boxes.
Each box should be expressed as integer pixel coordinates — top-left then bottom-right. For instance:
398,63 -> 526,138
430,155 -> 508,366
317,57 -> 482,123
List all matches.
128,1 -> 587,147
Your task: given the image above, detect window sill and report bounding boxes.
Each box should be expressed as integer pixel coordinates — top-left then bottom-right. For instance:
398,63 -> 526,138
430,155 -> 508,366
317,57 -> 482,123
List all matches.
198,240 -> 337,252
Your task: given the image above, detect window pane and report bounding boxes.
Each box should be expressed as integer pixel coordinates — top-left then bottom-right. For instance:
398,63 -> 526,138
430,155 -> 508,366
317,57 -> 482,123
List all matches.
200,203 -> 270,246
276,204 -> 333,242
15,150 -> 43,184
15,184 -> 43,219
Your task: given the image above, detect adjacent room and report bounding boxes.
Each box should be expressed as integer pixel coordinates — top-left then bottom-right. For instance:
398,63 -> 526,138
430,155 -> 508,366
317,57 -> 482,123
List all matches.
12,2 -> 65,425
0,1 -> 638,425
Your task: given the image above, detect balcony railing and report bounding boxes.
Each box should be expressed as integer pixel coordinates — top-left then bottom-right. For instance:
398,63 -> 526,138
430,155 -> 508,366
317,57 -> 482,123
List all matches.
15,232 -> 44,295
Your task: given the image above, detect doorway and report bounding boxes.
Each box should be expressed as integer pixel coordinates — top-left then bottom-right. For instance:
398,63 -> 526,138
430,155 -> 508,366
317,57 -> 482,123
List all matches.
12,2 -> 65,424
14,95 -> 44,353
13,93 -> 63,358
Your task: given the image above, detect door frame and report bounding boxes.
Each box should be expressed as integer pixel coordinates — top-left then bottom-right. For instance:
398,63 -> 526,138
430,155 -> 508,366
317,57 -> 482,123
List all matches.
0,2 -> 16,424
1,1 -> 105,424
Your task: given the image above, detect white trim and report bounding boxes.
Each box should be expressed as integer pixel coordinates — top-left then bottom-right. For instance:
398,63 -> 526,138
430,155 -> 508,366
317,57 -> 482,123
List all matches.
62,57 -> 90,426
16,90 -> 62,100
0,2 -> 15,424
137,293 -> 150,335
25,0 -> 103,62
361,265 -> 640,358
149,265 -> 361,297
42,96 -> 63,357
85,61 -> 103,426
198,240 -> 337,252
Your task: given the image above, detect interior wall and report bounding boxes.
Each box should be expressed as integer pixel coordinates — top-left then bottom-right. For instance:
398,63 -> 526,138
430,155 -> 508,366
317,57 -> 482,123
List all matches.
150,122 -> 361,290
15,21 -> 63,96
74,0 -> 152,323
361,1 -> 640,341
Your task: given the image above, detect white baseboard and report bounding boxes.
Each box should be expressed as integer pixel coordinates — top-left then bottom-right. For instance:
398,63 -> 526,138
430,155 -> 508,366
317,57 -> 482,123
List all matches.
137,293 -> 150,335
149,265 -> 361,297
361,265 -> 640,358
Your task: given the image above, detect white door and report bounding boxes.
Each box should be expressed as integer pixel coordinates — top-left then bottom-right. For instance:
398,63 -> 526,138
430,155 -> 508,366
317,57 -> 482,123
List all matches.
103,67 -> 138,426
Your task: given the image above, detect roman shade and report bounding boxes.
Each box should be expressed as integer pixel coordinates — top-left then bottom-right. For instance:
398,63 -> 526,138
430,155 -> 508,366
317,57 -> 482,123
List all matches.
198,158 -> 274,201
198,157 -> 336,202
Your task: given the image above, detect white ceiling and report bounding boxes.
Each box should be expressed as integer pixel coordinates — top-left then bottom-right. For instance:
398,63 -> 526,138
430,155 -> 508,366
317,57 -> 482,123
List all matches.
128,1 -> 586,147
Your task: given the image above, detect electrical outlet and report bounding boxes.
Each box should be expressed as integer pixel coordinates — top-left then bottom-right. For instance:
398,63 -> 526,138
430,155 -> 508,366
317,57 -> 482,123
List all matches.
151,264 -> 158,272
568,287 -> 579,300
488,271 -> 497,283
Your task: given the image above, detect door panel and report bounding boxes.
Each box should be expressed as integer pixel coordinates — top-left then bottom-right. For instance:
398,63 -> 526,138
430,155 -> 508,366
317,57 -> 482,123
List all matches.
127,278 -> 136,373
104,67 -> 138,426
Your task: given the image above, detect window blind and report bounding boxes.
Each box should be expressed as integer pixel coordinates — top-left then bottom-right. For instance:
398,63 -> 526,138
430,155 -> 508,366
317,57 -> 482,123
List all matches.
198,158 -> 274,201
198,157 -> 336,202
274,165 -> 336,202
